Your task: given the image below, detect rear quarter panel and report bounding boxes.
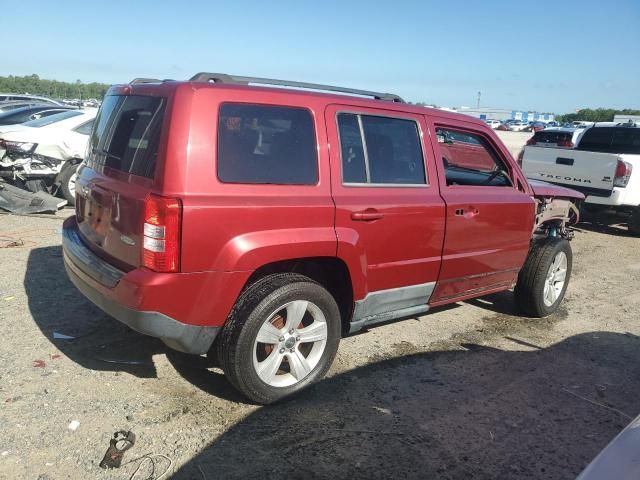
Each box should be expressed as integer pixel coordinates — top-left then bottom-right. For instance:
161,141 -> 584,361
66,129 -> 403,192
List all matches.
172,86 -> 336,274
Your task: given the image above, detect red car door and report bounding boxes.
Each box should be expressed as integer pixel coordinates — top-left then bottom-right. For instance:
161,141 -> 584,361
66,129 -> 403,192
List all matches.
325,104 -> 445,328
426,116 -> 536,306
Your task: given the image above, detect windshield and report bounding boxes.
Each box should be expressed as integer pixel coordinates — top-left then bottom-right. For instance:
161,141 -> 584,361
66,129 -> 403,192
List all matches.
23,110 -> 83,128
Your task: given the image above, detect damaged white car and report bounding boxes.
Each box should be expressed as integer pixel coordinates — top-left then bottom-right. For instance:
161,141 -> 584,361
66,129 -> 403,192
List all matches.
0,109 -> 96,205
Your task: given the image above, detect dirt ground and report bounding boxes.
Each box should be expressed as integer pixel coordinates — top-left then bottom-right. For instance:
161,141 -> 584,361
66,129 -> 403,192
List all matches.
1,197 -> 639,479
495,130 -> 531,158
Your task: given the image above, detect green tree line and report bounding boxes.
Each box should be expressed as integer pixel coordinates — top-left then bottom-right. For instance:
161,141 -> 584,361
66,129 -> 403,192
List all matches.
0,74 -> 110,100
556,108 -> 640,123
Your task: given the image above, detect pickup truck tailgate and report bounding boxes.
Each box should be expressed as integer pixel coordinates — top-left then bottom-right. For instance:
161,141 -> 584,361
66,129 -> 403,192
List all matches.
521,146 -> 620,195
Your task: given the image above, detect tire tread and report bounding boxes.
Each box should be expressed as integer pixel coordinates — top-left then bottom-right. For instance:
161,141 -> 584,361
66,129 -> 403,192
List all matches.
515,238 -> 572,317
218,273 -> 339,404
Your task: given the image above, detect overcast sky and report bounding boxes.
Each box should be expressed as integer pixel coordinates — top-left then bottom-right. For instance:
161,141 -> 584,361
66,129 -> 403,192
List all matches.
4,0 -> 639,113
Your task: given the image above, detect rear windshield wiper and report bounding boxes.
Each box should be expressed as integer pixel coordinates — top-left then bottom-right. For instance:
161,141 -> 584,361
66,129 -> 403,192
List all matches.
92,148 -> 121,161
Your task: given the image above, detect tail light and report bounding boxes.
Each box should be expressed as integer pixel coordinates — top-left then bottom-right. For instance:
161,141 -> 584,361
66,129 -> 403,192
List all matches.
526,137 -> 536,145
142,194 -> 182,272
557,140 -> 574,148
613,160 -> 632,188
516,149 -> 524,167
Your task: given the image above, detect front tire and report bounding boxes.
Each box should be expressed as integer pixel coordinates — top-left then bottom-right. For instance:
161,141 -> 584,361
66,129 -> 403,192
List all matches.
515,238 -> 572,317
57,163 -> 79,206
218,273 -> 341,404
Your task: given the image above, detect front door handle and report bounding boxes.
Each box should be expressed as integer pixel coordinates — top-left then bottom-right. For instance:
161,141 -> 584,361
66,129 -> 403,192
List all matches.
351,209 -> 384,221
455,208 -> 479,218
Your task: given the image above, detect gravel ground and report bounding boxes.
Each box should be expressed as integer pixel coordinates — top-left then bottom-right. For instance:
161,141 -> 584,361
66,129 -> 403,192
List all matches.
1,200 -> 639,479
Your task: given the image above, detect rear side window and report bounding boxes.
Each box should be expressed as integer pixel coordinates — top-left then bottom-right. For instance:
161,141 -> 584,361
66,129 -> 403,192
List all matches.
88,95 -> 166,178
74,120 -> 94,135
337,113 -> 426,185
217,103 -> 317,185
577,127 -> 640,154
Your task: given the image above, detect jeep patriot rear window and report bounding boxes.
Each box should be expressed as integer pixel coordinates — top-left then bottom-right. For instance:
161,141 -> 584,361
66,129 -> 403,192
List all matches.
88,94 -> 166,178
217,103 -> 318,185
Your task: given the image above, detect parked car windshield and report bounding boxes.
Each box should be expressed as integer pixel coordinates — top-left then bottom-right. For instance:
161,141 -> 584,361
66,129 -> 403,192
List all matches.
23,110 -> 83,128
0,106 -> 69,125
577,127 -> 640,154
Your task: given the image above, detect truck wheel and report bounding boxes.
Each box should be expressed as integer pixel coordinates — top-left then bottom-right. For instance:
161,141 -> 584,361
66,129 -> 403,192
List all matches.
58,163 -> 79,206
629,209 -> 640,237
218,273 -> 341,404
515,237 -> 572,318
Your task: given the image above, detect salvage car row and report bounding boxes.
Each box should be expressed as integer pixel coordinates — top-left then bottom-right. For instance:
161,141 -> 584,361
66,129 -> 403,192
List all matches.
0,94 -> 96,205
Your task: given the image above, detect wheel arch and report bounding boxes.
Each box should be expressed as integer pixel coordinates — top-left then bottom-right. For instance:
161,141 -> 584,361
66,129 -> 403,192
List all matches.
242,257 -> 355,335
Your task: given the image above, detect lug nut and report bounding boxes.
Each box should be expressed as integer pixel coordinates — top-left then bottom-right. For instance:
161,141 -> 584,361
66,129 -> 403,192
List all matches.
289,329 -> 294,334
279,348 -> 285,354
279,336 -> 285,342
296,336 -> 300,342
289,348 -> 295,353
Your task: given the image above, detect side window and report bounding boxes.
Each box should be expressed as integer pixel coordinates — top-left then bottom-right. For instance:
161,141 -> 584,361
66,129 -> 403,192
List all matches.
337,114 -> 367,183
576,128 -> 614,152
217,103 -> 318,185
74,120 -> 94,135
337,113 -> 426,185
436,127 -> 511,187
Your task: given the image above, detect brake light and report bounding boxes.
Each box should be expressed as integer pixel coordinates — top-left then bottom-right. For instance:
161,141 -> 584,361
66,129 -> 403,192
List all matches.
142,194 -> 182,272
526,137 -> 536,145
557,140 -> 574,148
516,149 -> 524,167
613,160 -> 632,188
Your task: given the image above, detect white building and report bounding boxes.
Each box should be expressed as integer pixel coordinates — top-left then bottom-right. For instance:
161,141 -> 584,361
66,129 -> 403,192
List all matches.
613,114 -> 640,123
446,106 -> 555,123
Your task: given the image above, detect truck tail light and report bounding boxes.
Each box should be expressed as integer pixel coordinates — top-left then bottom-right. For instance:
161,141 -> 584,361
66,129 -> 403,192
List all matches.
142,194 -> 182,272
526,137 -> 536,145
613,160 -> 632,188
557,140 -> 574,148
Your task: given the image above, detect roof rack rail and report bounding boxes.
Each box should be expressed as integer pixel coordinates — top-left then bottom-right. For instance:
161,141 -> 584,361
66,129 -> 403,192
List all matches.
189,72 -> 404,103
129,78 -> 163,84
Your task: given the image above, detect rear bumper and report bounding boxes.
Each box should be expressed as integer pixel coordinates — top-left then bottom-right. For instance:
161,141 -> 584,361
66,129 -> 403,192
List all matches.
586,187 -> 639,208
62,218 -> 220,354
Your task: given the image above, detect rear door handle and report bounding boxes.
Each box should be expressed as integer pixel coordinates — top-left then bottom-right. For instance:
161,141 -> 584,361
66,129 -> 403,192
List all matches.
351,209 -> 384,221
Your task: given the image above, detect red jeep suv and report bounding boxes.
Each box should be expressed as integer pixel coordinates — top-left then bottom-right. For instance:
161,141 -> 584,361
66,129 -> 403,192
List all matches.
63,73 -> 583,403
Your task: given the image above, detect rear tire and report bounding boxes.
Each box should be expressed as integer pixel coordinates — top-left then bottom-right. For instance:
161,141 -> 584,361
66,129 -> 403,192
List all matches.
629,208 -> 640,237
515,237 -> 572,318
218,273 -> 341,404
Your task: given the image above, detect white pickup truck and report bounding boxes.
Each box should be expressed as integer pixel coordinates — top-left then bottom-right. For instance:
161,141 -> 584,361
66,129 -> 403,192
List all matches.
521,122 -> 640,235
